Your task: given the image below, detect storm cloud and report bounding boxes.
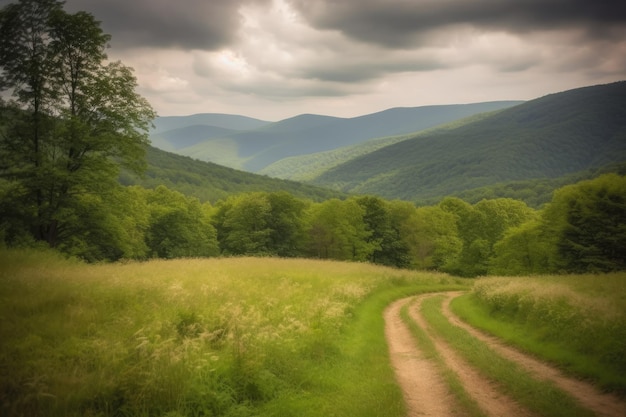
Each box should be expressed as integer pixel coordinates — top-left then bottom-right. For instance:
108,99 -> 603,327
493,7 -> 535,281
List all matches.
64,0 -> 271,50
48,0 -> 626,119
288,0 -> 626,47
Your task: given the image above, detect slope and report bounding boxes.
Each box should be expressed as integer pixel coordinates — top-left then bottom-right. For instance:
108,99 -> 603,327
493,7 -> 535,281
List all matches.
149,124 -> 240,152
311,81 -> 626,201
156,102 -> 522,172
260,110 -> 499,181
119,146 -> 346,203
152,113 -> 271,132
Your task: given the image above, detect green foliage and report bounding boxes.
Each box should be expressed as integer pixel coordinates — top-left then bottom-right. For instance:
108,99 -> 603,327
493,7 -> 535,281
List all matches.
216,192 -> 273,255
438,197 -> 535,277
305,198 -> 375,261
410,205 -> 462,270
121,146 -> 346,203
548,174 -> 626,272
422,295 -> 596,416
490,174 -> 626,275
145,185 -> 218,259
0,0 -> 155,249
213,191 -> 307,257
312,82 -> 626,202
0,251 -> 461,417
154,102 -> 520,174
490,219 -> 552,275
356,196 -> 410,267
459,275 -> 626,393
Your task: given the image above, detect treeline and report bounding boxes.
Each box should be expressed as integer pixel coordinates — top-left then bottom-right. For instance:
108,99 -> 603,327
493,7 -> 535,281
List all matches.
2,174 -> 623,276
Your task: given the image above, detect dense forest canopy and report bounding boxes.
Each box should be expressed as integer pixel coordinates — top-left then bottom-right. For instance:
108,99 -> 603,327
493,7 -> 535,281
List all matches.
1,0 -> 625,277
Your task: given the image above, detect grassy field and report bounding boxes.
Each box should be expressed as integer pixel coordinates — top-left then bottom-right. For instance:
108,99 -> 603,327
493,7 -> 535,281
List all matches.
451,274 -> 626,395
0,249 -> 466,417
422,294 -> 595,417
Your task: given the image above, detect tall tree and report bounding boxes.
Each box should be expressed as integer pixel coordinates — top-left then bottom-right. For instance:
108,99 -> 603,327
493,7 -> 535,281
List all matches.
305,199 -> 374,261
220,192 -> 273,255
145,186 -> 218,259
439,197 -> 535,276
0,0 -> 155,249
543,174 -> 626,272
266,192 -> 307,257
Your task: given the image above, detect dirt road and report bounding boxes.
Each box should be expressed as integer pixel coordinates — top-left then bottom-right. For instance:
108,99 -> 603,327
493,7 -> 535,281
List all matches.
384,292 -> 626,417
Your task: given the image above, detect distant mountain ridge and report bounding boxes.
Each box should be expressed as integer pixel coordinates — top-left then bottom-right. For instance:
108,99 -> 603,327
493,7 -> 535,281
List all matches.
309,81 -> 626,201
152,113 -> 270,132
149,101 -> 523,172
144,81 -> 626,206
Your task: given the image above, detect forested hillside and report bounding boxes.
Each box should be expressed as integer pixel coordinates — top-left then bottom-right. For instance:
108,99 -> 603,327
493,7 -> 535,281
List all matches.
260,109 -> 499,181
149,101 -> 522,172
311,82 -> 626,201
120,146 -> 346,203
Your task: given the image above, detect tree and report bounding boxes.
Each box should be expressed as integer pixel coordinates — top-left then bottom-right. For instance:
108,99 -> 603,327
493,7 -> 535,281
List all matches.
0,0 -> 156,251
266,192 -> 307,257
542,174 -> 626,272
409,205 -> 462,270
220,193 -> 272,255
439,197 -> 535,276
490,219 -> 551,275
145,186 -> 218,259
355,196 -> 395,265
305,199 -> 374,261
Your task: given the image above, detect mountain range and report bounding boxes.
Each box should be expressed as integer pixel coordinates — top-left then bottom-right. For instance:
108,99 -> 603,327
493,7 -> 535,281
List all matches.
149,101 -> 522,172
143,81 -> 626,205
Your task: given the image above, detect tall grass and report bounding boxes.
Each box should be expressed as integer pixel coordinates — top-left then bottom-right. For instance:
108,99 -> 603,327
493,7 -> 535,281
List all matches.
422,295 -> 596,417
0,249 -> 466,416
452,274 -> 626,394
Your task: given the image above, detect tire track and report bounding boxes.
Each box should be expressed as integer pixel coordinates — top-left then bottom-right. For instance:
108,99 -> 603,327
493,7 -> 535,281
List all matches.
442,292 -> 626,417
406,293 -> 535,417
384,297 -> 459,416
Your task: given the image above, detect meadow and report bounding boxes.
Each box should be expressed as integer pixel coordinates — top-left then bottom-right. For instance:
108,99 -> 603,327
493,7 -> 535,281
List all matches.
0,249 -> 465,417
451,274 -> 626,395
3,250 -> 625,416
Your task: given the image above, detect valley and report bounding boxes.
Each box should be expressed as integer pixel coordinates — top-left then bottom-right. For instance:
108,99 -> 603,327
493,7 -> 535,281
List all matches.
148,81 -> 626,205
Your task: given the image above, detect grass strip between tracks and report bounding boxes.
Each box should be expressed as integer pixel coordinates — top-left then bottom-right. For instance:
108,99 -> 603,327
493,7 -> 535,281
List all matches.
259,284 -> 468,417
420,294 -> 595,417
451,291 -> 626,396
400,299 -> 487,417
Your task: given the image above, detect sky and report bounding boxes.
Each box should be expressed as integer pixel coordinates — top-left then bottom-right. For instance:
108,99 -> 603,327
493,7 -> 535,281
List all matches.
52,0 -> 626,120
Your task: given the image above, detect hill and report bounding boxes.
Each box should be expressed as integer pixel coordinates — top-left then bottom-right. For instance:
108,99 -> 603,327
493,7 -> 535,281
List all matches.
149,101 -> 522,172
259,110 -> 499,181
119,146 -> 346,203
309,81 -> 626,202
152,113 -> 271,132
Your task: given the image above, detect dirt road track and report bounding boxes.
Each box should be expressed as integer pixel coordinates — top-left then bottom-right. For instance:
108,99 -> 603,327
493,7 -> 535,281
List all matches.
384,297 -> 459,416
384,291 -> 626,417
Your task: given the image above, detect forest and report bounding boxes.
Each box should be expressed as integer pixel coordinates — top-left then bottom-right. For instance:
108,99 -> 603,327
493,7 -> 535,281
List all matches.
1,0 -> 625,277
2,172 -> 626,277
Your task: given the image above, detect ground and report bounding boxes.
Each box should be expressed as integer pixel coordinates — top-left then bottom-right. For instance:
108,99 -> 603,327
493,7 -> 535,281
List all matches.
384,292 -> 626,417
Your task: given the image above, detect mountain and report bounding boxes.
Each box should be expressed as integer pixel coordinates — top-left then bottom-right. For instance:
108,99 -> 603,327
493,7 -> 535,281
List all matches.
259,110 -> 498,181
149,125 -> 240,152
149,101 -> 523,172
309,81 -> 626,202
152,113 -> 271,132
119,146 -> 346,203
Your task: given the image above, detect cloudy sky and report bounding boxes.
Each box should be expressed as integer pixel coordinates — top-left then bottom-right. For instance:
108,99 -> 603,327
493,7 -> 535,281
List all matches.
58,0 -> 626,120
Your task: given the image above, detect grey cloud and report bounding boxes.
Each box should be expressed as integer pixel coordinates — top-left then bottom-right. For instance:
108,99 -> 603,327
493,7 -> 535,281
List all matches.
217,78 -> 357,99
297,57 -> 448,83
288,0 -> 626,47
63,0 -> 270,50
